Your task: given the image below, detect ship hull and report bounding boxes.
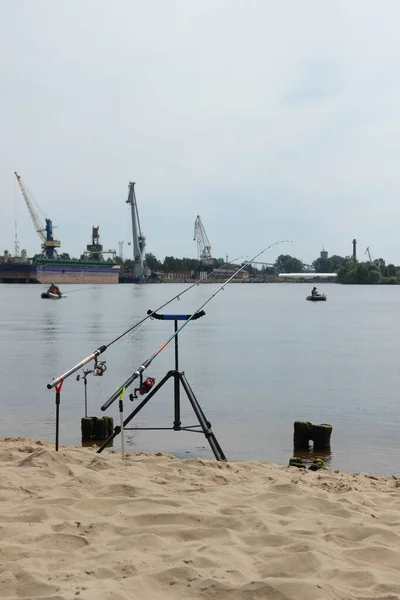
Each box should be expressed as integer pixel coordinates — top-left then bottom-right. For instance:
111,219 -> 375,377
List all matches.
0,263 -> 119,284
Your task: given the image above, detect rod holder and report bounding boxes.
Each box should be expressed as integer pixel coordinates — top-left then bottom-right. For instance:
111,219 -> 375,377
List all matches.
147,309 -> 205,321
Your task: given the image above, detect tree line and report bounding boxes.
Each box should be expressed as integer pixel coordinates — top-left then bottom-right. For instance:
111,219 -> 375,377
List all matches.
257,253 -> 400,284
138,252 -> 400,284
40,251 -> 400,284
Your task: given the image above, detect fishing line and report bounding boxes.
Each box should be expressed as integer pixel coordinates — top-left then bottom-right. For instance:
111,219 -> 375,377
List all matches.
62,286 -> 101,294
47,256 -> 245,389
101,240 -> 292,411
114,319 -> 152,375
112,259 -> 246,377
106,256 -> 245,351
106,260 -> 249,377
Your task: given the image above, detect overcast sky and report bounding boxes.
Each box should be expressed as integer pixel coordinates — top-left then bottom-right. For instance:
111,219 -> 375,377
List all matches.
1,0 -> 399,265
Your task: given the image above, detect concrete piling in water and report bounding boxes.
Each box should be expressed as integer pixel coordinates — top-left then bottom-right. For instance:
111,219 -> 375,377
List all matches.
311,423 -> 332,450
81,416 -> 114,441
81,417 -> 94,440
293,421 -> 332,451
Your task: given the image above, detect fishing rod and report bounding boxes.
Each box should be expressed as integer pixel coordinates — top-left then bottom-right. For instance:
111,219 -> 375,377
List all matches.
100,240 -> 292,412
46,256 -> 244,390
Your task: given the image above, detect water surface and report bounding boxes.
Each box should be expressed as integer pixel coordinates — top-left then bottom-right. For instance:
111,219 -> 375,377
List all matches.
1,282 -> 399,476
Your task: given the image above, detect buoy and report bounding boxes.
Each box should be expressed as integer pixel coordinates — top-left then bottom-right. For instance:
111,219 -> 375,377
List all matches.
293,421 -> 332,450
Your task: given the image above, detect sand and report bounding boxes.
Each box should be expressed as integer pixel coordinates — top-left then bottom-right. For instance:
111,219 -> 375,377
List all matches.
0,438 -> 400,600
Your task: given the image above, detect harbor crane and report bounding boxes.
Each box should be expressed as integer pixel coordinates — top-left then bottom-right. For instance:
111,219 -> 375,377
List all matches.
14,171 -> 60,259
193,215 -> 213,265
126,181 -> 147,281
365,246 -> 372,261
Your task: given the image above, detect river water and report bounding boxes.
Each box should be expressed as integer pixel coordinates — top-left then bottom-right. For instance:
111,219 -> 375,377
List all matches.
0,282 -> 399,476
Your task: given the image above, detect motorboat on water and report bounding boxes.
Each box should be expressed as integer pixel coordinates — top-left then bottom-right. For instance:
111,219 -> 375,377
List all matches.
306,294 -> 327,302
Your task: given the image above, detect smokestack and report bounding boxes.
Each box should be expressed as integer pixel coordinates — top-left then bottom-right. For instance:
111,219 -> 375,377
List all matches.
352,238 -> 357,261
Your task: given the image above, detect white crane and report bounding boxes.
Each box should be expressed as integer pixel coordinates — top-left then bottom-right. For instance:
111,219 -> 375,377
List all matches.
193,215 -> 213,265
365,246 -> 372,261
126,182 -> 147,281
14,171 -> 60,258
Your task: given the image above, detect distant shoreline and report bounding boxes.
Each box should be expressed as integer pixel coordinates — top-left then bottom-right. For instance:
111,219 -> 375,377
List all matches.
161,278 -> 336,284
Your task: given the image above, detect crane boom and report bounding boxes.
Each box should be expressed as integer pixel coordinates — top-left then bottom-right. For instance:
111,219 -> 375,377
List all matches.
14,171 -> 61,258
14,171 -> 46,242
126,181 -> 147,281
193,215 -> 213,265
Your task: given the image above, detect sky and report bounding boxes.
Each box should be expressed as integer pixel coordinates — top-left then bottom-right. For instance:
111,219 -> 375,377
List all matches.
1,0 -> 400,266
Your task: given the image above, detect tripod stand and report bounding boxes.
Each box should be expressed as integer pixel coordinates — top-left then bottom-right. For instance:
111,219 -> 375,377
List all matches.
97,311 -> 226,461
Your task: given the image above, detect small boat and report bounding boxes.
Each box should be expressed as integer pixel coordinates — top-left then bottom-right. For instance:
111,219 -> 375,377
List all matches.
41,292 -> 66,299
306,294 -> 327,302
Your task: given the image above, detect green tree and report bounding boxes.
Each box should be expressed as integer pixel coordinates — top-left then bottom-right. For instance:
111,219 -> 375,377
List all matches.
312,257 -> 334,273
240,262 -> 257,275
261,266 -> 277,275
213,257 -> 225,268
330,255 -> 347,269
373,258 -> 386,275
181,257 -> 201,271
337,260 -> 381,284
312,255 -> 346,273
274,254 -> 304,273
145,252 -> 162,271
163,256 -> 182,271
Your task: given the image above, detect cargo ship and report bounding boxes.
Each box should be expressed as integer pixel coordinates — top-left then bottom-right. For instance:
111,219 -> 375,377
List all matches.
0,224 -> 120,285
0,172 -> 121,284
0,251 -> 120,285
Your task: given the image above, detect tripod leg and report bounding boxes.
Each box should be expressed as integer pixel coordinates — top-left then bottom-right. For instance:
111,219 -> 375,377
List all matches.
173,371 -> 181,430
179,373 -> 226,461
97,371 -> 174,453
173,322 -> 181,430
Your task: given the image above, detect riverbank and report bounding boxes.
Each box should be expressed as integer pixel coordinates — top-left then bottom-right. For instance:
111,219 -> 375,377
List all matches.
1,437 -> 400,600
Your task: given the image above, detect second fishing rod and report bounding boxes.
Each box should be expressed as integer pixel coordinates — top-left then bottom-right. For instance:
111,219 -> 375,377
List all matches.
100,240 -> 291,412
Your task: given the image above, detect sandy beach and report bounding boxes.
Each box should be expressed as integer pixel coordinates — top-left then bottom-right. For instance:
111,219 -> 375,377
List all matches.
1,437 -> 400,600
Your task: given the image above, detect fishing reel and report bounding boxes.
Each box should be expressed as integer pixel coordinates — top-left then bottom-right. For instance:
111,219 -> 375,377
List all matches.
129,374 -> 156,400
75,360 -> 107,381
94,361 -> 107,377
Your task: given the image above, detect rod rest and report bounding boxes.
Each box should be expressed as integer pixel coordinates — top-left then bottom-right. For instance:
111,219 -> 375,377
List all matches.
147,309 -> 206,321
